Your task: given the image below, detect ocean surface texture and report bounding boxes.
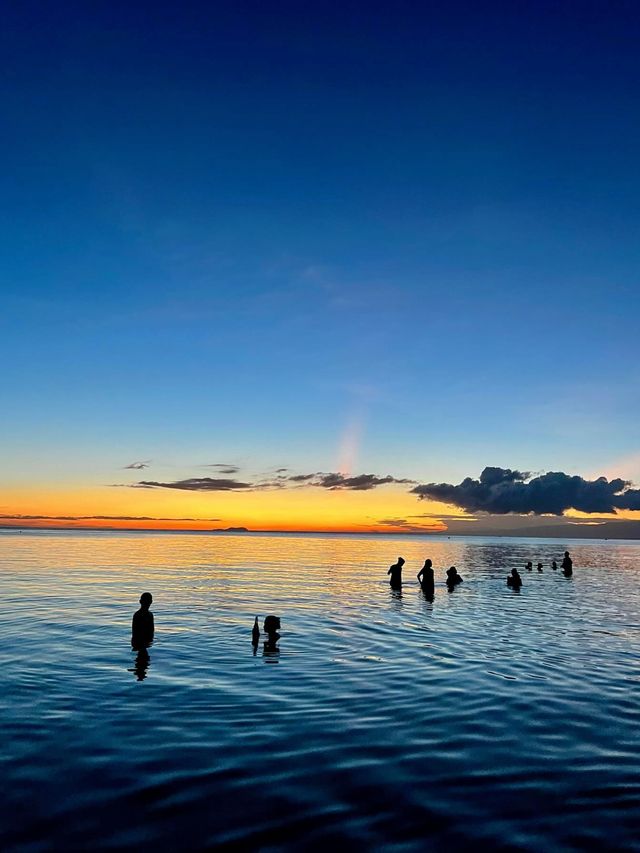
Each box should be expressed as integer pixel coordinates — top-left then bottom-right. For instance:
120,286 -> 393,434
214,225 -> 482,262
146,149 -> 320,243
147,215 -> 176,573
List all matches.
1,531 -> 639,851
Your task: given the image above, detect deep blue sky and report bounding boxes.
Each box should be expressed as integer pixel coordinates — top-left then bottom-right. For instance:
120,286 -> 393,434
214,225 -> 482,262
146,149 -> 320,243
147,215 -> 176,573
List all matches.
2,0 -> 639,496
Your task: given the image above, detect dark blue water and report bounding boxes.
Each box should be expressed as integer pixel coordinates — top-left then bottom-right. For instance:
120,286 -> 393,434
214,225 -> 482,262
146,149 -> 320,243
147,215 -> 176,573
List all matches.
1,531 -> 639,850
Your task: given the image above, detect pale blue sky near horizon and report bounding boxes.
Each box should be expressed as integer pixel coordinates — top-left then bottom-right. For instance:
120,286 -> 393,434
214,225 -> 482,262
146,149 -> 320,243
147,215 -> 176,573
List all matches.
1,1 -> 639,492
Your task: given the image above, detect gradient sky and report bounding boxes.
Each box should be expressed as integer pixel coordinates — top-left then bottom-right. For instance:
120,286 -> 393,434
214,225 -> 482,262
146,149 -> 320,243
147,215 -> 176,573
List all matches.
1,1 -> 639,532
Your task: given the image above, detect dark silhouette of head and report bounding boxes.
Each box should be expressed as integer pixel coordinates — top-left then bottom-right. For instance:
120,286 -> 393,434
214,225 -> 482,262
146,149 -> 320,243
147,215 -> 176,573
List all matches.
398,557 -> 405,566
423,559 -> 432,568
264,615 -> 281,634
564,551 -> 570,557
139,592 -> 153,610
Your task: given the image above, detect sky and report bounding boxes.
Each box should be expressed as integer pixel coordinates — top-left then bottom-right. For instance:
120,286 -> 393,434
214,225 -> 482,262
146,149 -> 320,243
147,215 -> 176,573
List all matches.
1,1 -> 640,534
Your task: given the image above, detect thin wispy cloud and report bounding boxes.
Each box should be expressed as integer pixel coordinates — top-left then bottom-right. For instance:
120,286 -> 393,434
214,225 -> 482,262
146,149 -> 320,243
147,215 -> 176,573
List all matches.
0,514 -> 220,522
127,470 -> 415,492
139,478 -> 252,491
203,463 -> 241,474
123,460 -> 151,470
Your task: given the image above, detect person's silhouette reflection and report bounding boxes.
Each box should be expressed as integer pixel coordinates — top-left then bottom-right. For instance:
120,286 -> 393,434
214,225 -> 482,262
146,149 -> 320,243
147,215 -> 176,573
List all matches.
132,647 -> 151,681
417,559 -> 435,597
388,557 -> 405,589
132,592 -> 154,649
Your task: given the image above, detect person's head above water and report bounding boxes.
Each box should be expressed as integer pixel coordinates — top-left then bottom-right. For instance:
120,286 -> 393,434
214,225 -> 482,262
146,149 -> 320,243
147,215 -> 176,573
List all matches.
139,592 -> 153,609
397,557 -> 405,565
564,551 -> 570,557
264,615 -> 281,634
423,559 -> 432,568
511,568 -> 519,576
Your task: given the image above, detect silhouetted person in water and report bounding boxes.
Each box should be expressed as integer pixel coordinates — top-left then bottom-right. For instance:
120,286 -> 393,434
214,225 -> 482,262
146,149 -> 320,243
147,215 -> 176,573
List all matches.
561,551 -> 573,577
507,568 -> 522,589
446,566 -> 463,589
525,561 -> 533,572
263,615 -> 281,652
537,562 -> 544,573
252,616 -> 260,647
388,557 -> 405,589
132,592 -> 154,649
552,560 -> 558,571
417,559 -> 435,595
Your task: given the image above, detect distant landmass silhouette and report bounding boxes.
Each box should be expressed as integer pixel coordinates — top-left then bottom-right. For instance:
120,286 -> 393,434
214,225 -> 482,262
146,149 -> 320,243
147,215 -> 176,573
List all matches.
211,526 -> 249,533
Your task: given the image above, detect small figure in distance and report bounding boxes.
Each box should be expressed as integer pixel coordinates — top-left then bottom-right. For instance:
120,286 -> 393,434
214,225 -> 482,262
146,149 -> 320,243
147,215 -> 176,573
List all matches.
561,551 -> 573,577
507,568 -> 523,589
252,616 -> 260,647
446,566 -> 463,590
417,559 -> 435,595
388,557 -> 405,590
537,562 -> 544,573
263,614 -> 281,651
525,561 -> 533,571
552,560 -> 558,571
132,592 -> 154,649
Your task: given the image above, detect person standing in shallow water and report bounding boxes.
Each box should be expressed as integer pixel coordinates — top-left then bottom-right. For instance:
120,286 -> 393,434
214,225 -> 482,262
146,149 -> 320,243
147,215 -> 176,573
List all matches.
561,551 -> 573,577
417,559 -> 434,594
446,566 -> 463,589
132,592 -> 154,649
507,568 -> 522,589
388,557 -> 405,589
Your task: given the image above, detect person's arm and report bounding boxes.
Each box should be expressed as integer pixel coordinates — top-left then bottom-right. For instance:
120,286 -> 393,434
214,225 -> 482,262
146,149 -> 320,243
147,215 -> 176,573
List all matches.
387,567 -> 392,575
417,569 -> 423,581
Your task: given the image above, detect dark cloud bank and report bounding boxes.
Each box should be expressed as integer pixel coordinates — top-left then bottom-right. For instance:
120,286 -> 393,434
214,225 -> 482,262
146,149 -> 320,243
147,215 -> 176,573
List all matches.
411,467 -> 640,515
138,472 -> 414,492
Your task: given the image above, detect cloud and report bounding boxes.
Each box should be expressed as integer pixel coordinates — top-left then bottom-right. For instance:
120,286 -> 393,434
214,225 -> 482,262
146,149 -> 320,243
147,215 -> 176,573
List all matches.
377,517 -> 446,531
139,478 -> 252,491
284,472 -> 415,490
123,460 -> 151,470
204,463 -> 240,474
0,514 -> 220,522
121,469 -> 414,493
411,466 -> 640,515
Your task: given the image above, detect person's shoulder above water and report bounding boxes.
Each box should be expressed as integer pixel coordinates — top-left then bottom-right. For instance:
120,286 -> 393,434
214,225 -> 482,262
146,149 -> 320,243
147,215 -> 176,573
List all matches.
132,591 -> 154,647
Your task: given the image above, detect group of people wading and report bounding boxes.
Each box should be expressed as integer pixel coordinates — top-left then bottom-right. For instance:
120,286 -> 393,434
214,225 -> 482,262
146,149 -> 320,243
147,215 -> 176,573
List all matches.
388,557 -> 463,595
389,550 -> 574,596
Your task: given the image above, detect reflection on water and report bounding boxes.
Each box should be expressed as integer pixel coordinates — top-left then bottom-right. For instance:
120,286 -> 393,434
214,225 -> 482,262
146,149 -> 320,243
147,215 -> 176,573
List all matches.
1,530 -> 640,849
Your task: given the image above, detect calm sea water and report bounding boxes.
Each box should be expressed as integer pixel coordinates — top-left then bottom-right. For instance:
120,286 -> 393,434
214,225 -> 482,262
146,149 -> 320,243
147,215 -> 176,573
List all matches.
1,531 -> 639,851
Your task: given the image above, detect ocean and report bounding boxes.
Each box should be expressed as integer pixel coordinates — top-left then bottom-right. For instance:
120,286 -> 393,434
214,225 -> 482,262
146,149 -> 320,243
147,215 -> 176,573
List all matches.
1,530 -> 639,850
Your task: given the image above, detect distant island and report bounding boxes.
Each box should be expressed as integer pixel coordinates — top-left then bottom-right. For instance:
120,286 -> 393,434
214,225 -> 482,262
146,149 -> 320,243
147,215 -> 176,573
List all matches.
211,526 -> 249,533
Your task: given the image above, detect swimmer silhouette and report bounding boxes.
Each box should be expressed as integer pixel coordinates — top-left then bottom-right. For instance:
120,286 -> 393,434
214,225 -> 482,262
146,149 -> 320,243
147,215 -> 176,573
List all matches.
525,561 -> 533,572
561,551 -> 573,577
417,559 -> 435,595
537,562 -> 544,573
507,568 -> 522,589
131,592 -> 154,649
446,566 -> 463,590
552,560 -> 558,570
252,616 -> 260,647
388,557 -> 405,589
263,614 -> 281,652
